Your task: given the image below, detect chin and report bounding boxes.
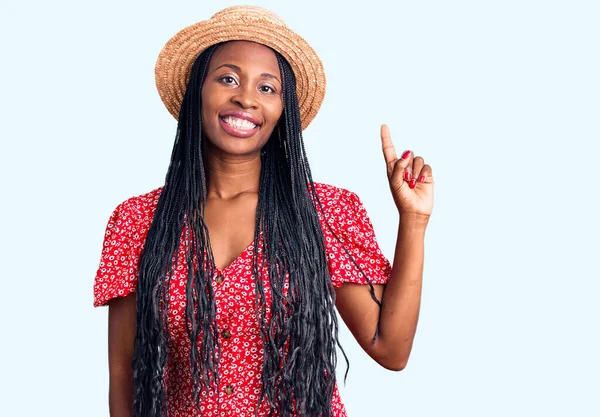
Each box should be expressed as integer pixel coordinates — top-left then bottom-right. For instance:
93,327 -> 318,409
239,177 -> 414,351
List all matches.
209,137 -> 264,156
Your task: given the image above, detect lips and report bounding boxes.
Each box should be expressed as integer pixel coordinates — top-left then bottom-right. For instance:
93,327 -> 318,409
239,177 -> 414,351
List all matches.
221,116 -> 258,130
218,110 -> 262,138
219,110 -> 261,124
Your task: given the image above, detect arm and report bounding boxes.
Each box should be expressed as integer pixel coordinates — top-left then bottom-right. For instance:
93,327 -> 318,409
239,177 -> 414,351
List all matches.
108,294 -> 137,417
335,213 -> 427,371
335,124 -> 433,371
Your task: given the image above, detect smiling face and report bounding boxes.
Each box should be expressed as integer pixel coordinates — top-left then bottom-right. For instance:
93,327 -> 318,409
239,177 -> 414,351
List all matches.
201,41 -> 284,156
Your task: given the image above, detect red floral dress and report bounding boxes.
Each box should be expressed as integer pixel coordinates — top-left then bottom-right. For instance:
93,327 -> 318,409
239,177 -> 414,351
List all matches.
93,182 -> 392,416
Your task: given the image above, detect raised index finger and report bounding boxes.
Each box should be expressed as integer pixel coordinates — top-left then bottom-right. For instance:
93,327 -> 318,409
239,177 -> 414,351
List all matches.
381,124 -> 398,168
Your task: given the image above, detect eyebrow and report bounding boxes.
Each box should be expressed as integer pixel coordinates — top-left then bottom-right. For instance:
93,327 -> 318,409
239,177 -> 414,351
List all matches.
214,64 -> 281,83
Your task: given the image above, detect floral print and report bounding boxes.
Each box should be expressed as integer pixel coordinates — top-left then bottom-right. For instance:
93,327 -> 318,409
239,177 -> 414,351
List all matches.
94,182 -> 392,416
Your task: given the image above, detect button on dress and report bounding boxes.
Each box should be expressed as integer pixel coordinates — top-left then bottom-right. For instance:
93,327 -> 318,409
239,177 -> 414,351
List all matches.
93,182 -> 392,416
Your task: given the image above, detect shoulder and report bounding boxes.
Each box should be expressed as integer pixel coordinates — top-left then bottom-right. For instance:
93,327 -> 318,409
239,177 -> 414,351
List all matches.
310,182 -> 368,236
311,181 -> 362,212
110,186 -> 164,228
311,182 -> 384,264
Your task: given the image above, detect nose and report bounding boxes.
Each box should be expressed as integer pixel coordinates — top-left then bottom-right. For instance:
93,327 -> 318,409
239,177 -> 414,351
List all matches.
230,84 -> 259,109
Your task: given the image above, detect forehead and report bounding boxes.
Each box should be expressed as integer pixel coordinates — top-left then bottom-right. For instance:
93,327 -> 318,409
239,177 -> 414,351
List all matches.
208,41 -> 280,73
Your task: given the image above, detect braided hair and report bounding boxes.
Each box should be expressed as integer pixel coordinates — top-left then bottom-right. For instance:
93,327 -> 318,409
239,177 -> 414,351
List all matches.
132,42 -> 381,417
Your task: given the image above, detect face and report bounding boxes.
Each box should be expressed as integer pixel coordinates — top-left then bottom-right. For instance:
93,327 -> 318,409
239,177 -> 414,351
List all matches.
201,41 -> 284,156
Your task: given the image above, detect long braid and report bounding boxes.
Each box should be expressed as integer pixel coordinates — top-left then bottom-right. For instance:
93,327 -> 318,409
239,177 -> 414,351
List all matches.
132,44 -> 220,417
252,54 -> 344,416
132,42 -> 382,417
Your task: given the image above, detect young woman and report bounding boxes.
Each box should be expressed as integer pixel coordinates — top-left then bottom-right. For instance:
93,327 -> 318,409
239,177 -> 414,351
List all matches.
93,6 -> 434,417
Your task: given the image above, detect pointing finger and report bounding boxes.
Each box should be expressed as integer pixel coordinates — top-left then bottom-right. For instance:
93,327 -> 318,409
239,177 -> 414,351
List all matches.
381,124 -> 398,177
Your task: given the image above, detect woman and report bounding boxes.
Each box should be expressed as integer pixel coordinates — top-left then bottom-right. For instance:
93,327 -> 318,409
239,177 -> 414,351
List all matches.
93,6 -> 434,417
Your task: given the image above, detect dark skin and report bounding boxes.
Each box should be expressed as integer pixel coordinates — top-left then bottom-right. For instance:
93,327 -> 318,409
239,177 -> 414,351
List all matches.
107,40 -> 433,416
107,294 -> 136,417
199,40 -> 283,270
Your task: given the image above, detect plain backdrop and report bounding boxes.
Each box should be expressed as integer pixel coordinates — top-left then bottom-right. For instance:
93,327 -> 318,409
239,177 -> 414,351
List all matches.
1,0 -> 599,416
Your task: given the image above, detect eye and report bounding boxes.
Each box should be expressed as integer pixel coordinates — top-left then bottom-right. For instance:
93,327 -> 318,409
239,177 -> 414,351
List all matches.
259,85 -> 277,94
219,76 -> 237,85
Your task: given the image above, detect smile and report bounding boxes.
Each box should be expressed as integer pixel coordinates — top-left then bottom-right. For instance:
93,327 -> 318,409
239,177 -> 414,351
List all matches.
222,116 -> 257,130
219,116 -> 260,138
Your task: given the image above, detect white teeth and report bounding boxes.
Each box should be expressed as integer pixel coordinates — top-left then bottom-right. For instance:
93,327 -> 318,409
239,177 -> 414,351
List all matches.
223,116 -> 257,130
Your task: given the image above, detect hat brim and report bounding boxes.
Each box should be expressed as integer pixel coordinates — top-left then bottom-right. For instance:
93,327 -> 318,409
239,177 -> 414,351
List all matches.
155,18 -> 325,131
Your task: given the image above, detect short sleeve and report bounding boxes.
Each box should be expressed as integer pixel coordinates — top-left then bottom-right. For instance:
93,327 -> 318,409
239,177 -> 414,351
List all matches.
93,201 -> 143,307
320,188 -> 392,289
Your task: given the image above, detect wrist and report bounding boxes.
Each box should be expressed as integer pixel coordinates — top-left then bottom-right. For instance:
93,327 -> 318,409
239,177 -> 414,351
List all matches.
398,211 -> 430,230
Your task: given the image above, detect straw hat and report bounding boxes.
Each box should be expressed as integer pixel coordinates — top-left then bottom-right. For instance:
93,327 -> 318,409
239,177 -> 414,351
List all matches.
155,5 -> 326,131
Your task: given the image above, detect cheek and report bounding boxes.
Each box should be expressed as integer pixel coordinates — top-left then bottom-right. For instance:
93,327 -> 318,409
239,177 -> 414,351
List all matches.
266,101 -> 284,124
200,89 -> 216,126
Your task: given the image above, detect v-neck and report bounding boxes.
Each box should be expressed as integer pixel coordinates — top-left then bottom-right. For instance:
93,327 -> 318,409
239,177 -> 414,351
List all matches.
214,231 -> 263,275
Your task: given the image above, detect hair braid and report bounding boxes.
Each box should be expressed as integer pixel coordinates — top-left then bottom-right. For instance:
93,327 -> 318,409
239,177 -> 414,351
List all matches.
132,42 -> 382,417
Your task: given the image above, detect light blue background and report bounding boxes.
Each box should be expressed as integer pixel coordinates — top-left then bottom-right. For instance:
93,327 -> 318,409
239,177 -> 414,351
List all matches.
1,0 -> 598,416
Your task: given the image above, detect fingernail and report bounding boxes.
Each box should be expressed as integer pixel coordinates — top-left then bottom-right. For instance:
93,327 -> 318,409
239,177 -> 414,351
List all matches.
404,171 -> 412,181
401,150 -> 411,160
419,175 -> 426,182
409,179 -> 417,189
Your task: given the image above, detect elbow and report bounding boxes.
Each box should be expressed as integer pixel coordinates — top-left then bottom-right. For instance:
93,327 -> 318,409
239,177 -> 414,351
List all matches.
369,337 -> 413,371
379,358 -> 408,372
373,343 -> 410,371
373,348 -> 409,371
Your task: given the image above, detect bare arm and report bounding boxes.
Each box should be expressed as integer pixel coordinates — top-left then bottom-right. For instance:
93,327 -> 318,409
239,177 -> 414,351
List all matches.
108,293 -> 137,417
335,125 -> 433,371
335,213 -> 427,371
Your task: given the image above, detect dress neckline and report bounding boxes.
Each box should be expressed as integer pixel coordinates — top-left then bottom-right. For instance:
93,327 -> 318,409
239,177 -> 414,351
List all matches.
214,230 -> 263,275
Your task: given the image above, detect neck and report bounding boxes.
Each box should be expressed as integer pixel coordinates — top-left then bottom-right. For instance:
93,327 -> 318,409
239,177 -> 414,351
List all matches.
202,140 -> 261,200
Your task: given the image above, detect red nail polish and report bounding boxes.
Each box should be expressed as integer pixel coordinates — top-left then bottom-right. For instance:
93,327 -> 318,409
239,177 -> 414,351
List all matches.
409,179 -> 417,189
404,171 -> 412,181
401,150 -> 411,160
419,175 -> 426,182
